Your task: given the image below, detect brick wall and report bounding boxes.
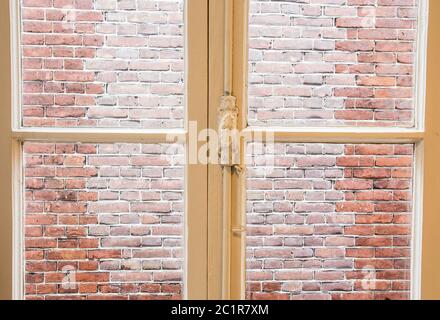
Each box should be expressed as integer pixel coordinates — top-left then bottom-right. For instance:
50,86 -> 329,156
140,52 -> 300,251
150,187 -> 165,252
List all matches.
249,0 -> 419,127
24,142 -> 184,300
246,143 -> 414,300
21,0 -> 418,301
21,0 -> 184,128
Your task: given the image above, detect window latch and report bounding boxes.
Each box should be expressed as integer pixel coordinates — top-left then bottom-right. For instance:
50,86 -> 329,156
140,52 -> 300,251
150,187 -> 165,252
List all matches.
218,95 -> 240,167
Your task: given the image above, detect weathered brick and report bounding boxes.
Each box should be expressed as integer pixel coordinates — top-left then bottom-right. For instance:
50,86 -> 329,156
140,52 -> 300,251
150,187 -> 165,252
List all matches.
247,143 -> 413,300
248,0 -> 417,128
24,142 -> 183,300
21,0 -> 185,129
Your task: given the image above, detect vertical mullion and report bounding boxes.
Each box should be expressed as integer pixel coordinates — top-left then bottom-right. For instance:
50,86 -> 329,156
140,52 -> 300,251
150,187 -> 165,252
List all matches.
10,0 -> 21,131
185,0 -> 209,299
421,0 -> 440,300
0,0 -> 13,300
230,0 -> 249,300
411,141 -> 424,300
222,0 -> 234,300
12,140 -> 24,300
415,0 -> 429,131
208,0 -> 226,300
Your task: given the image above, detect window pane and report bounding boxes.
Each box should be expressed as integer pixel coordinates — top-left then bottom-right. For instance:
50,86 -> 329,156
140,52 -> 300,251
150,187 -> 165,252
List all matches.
24,142 -> 184,300
21,0 -> 184,128
248,0 -> 419,128
246,143 -> 414,300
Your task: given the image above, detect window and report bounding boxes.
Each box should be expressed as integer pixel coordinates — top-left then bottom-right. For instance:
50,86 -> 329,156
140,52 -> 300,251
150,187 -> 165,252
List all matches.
248,0 -> 421,128
214,0 -> 429,300
2,0 -> 209,300
2,0 -> 440,300
24,142 -> 185,299
21,0 -> 185,129
246,143 -> 415,300
241,0 -> 427,300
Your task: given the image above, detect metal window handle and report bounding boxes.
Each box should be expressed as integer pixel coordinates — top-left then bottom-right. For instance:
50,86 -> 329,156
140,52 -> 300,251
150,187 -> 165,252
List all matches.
218,95 -> 241,167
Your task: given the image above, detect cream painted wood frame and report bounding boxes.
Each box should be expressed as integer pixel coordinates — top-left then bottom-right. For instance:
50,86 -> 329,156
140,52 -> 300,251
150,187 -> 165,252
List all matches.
2,0 -> 440,301
208,0 -> 439,300
0,0 -> 209,300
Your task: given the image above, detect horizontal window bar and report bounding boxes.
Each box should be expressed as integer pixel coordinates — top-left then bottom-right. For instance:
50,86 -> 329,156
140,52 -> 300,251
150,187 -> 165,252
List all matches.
244,127 -> 424,144
12,128 -> 187,144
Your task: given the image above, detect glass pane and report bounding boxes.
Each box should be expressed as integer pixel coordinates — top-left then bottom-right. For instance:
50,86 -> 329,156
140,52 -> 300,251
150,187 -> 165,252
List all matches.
246,143 -> 414,300
21,0 -> 184,128
248,0 -> 419,128
24,142 -> 184,300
